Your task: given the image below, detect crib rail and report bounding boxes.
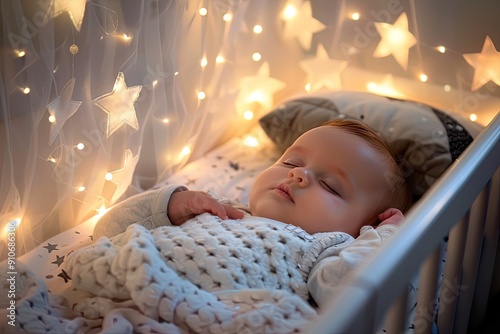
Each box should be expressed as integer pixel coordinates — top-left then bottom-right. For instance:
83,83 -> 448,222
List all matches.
309,112 -> 500,334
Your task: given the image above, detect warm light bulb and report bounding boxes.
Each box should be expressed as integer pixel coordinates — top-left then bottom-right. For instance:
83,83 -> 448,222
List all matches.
216,55 -> 225,63
444,84 -> 451,92
162,118 -> 170,124
152,80 -> 158,87
180,146 -> 191,158
283,5 -> 297,19
437,46 -> 446,53
98,205 -> 108,216
121,34 -> 131,42
76,143 -> 85,150
199,8 -> 208,16
23,87 -> 30,94
3,218 -> 21,237
367,82 -> 377,91
469,113 -> 477,122
252,52 -> 262,61
198,91 -> 206,100
419,73 -> 428,82
351,12 -> 360,21
48,115 -> 56,123
305,83 -> 311,92
243,110 -> 254,120
223,13 -> 232,22
105,172 -> 113,181
244,135 -> 259,147
201,57 -> 208,67
78,186 -> 86,192
17,50 -> 26,57
48,157 -> 57,163
253,25 -> 263,34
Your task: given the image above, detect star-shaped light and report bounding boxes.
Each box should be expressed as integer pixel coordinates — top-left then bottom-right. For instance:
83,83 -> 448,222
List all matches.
299,44 -> 347,92
366,74 -> 405,99
373,12 -> 416,70
463,36 -> 500,91
281,0 -> 326,50
52,0 -> 88,32
95,72 -> 142,138
235,62 -> 286,115
109,149 -> 140,203
47,78 -> 82,146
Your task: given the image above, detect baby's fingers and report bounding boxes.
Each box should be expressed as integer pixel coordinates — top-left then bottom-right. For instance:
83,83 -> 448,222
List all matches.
378,208 -> 405,227
378,208 -> 401,221
222,204 -> 244,220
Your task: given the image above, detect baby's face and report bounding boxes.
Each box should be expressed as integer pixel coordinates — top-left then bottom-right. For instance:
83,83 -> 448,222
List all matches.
249,126 -> 392,237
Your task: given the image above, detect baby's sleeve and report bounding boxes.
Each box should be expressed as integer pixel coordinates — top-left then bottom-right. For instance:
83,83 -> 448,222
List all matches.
307,224 -> 398,309
93,184 -> 187,240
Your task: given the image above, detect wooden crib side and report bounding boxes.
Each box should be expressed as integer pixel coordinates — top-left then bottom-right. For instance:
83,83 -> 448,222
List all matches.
309,112 -> 500,334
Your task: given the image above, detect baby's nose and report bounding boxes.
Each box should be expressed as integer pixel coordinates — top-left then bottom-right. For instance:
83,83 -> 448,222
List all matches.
288,168 -> 310,186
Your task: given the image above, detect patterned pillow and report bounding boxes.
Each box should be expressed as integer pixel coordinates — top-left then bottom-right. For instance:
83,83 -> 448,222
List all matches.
259,91 -> 479,199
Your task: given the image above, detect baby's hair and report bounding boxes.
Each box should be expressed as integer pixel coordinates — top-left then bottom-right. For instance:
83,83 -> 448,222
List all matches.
321,119 -> 413,213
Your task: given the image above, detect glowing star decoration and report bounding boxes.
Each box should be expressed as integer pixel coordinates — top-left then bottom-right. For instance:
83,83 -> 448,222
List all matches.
373,12 -> 416,70
51,0 -> 88,32
235,62 -> 286,115
463,36 -> 500,91
299,44 -> 347,92
366,74 -> 405,99
95,72 -> 142,138
47,78 -> 82,146
109,149 -> 140,203
281,0 -> 325,50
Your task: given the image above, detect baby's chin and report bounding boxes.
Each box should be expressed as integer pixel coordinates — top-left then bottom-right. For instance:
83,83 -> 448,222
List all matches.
250,204 -> 288,224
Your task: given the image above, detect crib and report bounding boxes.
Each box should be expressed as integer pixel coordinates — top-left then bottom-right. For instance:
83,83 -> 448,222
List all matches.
1,0 -> 500,333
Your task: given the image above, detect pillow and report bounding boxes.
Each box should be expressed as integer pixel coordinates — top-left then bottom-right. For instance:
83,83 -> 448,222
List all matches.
259,91 -> 478,198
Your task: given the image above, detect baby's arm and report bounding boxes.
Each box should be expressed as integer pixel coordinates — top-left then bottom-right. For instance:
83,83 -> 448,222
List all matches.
93,184 -> 185,240
93,185 -> 244,240
308,218 -> 401,308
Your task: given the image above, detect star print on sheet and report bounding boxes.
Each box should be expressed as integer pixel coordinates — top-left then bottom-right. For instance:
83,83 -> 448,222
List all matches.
373,12 -> 416,70
299,44 -> 347,92
229,161 -> 240,171
281,0 -> 326,50
47,78 -> 82,146
58,269 -> 72,283
94,72 -> 143,138
463,36 -> 500,91
236,62 -> 286,115
109,149 -> 140,203
51,255 -> 65,267
43,243 -> 59,253
51,0 -> 88,31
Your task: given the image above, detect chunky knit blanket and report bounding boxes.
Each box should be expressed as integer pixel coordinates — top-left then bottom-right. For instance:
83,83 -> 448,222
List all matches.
2,213 -> 351,333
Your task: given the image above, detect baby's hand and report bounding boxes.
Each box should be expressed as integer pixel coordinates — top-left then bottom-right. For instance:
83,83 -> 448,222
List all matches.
168,190 -> 244,226
377,208 -> 405,227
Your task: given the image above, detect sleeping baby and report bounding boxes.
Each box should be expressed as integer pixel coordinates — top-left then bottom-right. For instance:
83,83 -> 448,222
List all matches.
66,119 -> 412,333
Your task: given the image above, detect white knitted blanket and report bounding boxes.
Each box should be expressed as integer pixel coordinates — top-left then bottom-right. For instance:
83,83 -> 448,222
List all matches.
1,213 -> 351,333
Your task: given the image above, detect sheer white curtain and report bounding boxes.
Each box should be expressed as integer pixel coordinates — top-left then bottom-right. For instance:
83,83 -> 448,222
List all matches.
0,0 -> 273,258
1,0 -> 499,259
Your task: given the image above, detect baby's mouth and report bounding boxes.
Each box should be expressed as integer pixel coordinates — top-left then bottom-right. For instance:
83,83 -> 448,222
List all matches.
273,183 -> 294,202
